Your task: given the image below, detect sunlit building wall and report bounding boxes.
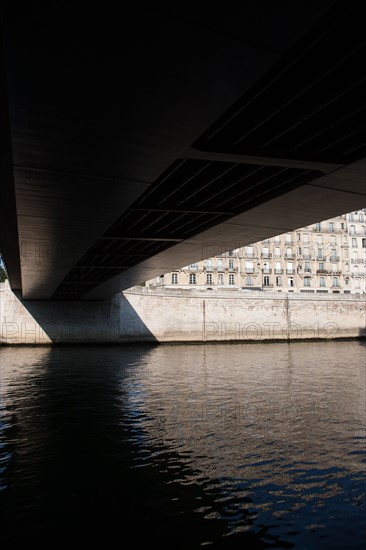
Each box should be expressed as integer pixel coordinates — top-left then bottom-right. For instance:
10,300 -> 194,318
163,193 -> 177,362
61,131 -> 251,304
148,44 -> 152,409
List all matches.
146,209 -> 366,294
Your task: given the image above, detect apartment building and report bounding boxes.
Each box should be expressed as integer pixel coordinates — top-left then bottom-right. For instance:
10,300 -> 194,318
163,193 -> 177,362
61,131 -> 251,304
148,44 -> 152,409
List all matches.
146,209 -> 366,294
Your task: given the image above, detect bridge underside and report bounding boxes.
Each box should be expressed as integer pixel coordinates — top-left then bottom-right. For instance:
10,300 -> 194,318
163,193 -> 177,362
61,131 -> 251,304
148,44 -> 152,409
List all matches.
1,1 -> 365,300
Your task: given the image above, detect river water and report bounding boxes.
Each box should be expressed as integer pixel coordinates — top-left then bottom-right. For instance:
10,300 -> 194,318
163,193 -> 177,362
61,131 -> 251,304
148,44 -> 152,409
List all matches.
0,341 -> 365,548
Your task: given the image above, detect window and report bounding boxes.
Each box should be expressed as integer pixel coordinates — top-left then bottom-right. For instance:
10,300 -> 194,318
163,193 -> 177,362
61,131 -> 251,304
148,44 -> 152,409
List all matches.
229,259 -> 234,270
304,262 -> 311,272
330,249 -> 337,260
206,259 -> 213,269
229,274 -> 235,285
245,275 -> 253,286
287,262 -> 294,274
330,235 -> 336,243
329,222 -> 335,232
246,246 -> 253,258
288,278 -> 294,287
262,246 -> 270,258
189,273 -> 196,284
189,263 -> 198,269
319,277 -> 325,287
332,276 -> 339,287
353,265 -> 359,275
304,277 -> 311,287
303,233 -> 309,243
360,213 -> 365,222
245,261 -> 254,273
263,276 -> 270,287
319,262 -> 325,271
218,274 -> 224,285
274,247 -> 281,258
341,222 -> 344,229
274,235 -> 280,243
345,276 -> 349,285
285,233 -> 292,243
303,247 -> 310,259
297,233 -> 301,241
331,263 -> 337,272
217,259 -> 223,270
317,235 -> 323,244
350,225 -> 355,235
315,222 -> 321,231
275,262 -> 281,274
171,273 -> 178,284
362,238 -> 366,248
276,276 -> 282,286
206,273 -> 212,285
348,213 -> 354,222
318,249 -> 324,259
352,238 -> 357,247
286,247 -> 293,259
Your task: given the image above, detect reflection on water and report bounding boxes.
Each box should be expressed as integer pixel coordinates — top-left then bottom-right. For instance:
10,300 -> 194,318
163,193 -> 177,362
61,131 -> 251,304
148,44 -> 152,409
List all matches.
0,342 -> 365,548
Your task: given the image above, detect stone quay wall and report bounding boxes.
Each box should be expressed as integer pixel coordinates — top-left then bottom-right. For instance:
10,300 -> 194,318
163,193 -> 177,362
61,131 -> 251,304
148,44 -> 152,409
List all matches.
1,281 -> 365,344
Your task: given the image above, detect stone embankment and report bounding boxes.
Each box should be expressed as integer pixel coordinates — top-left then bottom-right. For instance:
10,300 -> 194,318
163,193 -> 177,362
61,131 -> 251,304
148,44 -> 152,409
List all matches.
1,281 -> 365,344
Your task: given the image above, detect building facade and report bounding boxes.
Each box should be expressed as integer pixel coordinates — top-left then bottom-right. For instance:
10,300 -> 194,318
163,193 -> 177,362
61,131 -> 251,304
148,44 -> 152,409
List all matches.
146,209 -> 366,294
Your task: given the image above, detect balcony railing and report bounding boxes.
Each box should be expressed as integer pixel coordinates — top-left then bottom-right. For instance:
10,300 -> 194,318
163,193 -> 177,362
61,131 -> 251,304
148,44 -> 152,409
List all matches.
286,269 -> 296,274
182,266 -> 199,272
312,227 -> 344,233
274,269 -> 284,274
349,230 -> 366,236
315,269 -> 342,275
261,253 -> 272,259
284,254 -> 295,260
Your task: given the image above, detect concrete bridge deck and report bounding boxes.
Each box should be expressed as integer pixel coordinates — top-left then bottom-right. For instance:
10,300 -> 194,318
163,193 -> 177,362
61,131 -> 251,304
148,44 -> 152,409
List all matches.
1,1 -> 365,300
